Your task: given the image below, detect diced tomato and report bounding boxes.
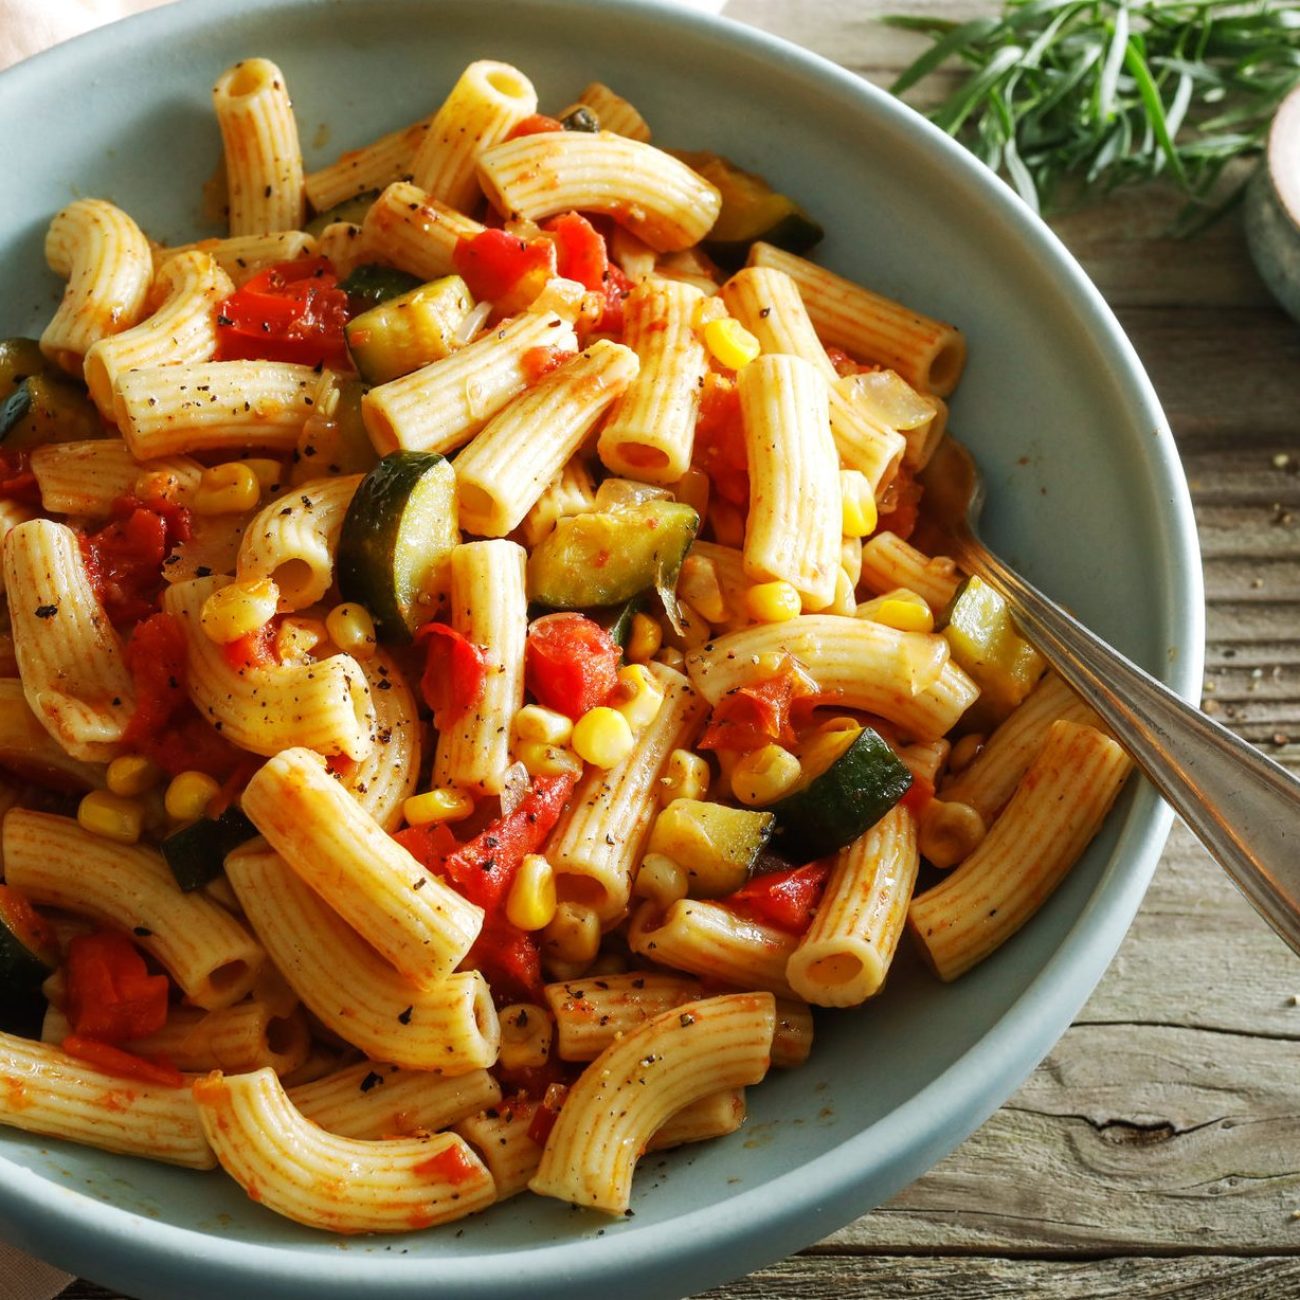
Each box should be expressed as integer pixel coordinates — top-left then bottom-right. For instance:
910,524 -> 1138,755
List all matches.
0,450 -> 39,505
416,622 -> 488,729
222,621 -> 279,673
65,929 -> 170,1044
0,885 -> 57,966
700,676 -> 795,754
877,464 -> 923,541
521,345 -> 577,384
525,612 -> 621,720
452,229 -> 556,315
721,861 -> 832,935
506,113 -> 565,140
825,346 -> 874,378
526,1082 -> 569,1144
898,772 -> 932,815
215,256 -> 350,369
466,918 -> 545,1004
692,373 -> 748,506
593,261 -> 631,336
545,213 -> 607,292
60,1036 -> 184,1088
79,495 -> 192,628
412,1142 -> 482,1184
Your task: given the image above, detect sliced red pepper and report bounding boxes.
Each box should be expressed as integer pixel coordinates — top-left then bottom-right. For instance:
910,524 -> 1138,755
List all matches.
61,1035 -> 184,1089
79,495 -> 192,628
898,772 -> 932,815
215,256 -> 350,369
416,622 -> 488,729
412,1142 -> 482,1184
506,113 -> 565,140
525,612 -> 621,721
452,229 -> 556,315
526,1082 -> 569,1145
0,450 -> 40,505
720,861 -> 832,936
65,929 -> 170,1044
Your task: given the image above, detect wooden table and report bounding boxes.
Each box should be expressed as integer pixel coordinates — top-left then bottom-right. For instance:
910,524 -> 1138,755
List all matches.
68,2 -> 1300,1296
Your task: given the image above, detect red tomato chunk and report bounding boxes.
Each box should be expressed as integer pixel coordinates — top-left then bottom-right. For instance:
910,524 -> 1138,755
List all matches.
215,257 -> 350,370
525,612 -> 621,721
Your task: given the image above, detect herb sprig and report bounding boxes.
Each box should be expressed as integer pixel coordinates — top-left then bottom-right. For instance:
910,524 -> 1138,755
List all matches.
885,0 -> 1300,229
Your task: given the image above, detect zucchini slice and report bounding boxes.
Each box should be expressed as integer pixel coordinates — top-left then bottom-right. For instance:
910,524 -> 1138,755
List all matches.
339,263 -> 424,314
647,798 -> 775,898
526,500 -> 698,611
0,337 -> 101,450
161,806 -> 259,893
337,451 -> 459,642
305,189 -> 380,238
0,884 -> 58,1037
672,151 -> 824,271
939,576 -> 1046,727
344,275 -> 473,384
297,375 -> 379,477
769,725 -> 913,862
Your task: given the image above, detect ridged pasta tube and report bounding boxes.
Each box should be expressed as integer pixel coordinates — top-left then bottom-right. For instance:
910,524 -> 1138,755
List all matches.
576,82 -> 652,142
0,679 -> 102,789
30,440 -> 201,520
359,181 -> 485,283
721,267 -> 836,382
305,116 -> 430,212
827,376 -> 908,498
153,232 -> 318,287
858,531 -> 961,613
343,650 -> 421,831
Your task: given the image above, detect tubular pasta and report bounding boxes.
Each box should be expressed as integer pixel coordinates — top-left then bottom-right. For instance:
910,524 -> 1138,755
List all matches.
359,180 -> 485,283
305,117 -> 431,212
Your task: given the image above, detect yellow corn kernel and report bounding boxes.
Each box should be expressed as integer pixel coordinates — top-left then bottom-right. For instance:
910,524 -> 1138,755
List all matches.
512,704 -> 573,747
730,743 -> 802,807
857,588 -> 934,633
745,580 -> 801,624
325,602 -> 377,660
200,578 -> 279,645
678,554 -> 728,624
703,316 -> 761,370
571,706 -> 635,769
626,612 -> 663,665
164,770 -> 221,822
516,740 -> 584,779
542,901 -> 601,967
506,853 -> 557,932
653,645 -> 686,671
634,853 -> 689,908
191,462 -> 261,515
670,467 -> 710,521
498,1003 -> 554,1072
403,787 -> 475,827
276,616 -> 327,662
919,798 -> 987,869
840,469 -> 879,537
133,467 -> 193,504
658,748 -> 711,806
77,790 -> 144,845
241,458 -> 284,493
829,567 -> 857,617
105,754 -> 161,798
949,732 -> 985,773
708,499 -> 745,548
612,664 -> 665,731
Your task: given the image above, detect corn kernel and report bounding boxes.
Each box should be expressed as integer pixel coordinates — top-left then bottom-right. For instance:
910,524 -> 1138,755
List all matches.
949,732 -> 985,773
612,664 -> 665,731
919,799 -> 987,869
708,499 -> 745,548
857,589 -> 934,633
200,578 -> 279,645
840,469 -> 879,537
542,901 -> 601,966
658,748 -> 711,806
191,461 -> 261,515
829,567 -> 857,617
105,754 -> 161,797
276,616 -> 327,662
634,853 -> 689,907
498,1002 -> 554,1072
670,467 -> 710,521
516,740 -> 584,779
77,790 -> 144,844
403,787 -> 475,826
678,554 -> 728,624
164,770 -> 221,822
571,706 -> 635,769
241,458 -> 283,493
703,316 -> 761,370
626,613 -> 663,665
133,467 -> 193,504
512,705 -> 573,747
653,645 -> 686,671
325,602 -> 377,660
731,744 -> 802,806
506,854 -> 558,931
745,581 -> 801,624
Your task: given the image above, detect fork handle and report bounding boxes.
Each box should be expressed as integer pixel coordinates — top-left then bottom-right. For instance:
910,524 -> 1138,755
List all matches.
957,539 -> 1300,958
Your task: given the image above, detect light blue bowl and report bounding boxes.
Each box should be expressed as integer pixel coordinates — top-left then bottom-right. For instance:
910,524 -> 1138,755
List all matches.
0,2 -> 1202,1296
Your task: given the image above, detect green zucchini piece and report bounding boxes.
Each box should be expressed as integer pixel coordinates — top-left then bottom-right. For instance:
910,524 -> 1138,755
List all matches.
344,275 -> 473,384
161,807 -> 259,893
672,151 -> 824,271
526,500 -> 699,612
304,189 -> 380,238
0,338 -> 45,396
0,337 -> 102,450
599,592 -> 645,650
337,450 -> 459,642
297,376 -> 379,478
770,725 -> 913,862
339,263 -> 424,314
0,884 -> 57,1037
648,798 -> 775,898
939,575 -> 1046,726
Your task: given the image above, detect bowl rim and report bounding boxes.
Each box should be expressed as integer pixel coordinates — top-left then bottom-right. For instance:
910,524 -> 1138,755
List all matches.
0,0 -> 1205,1295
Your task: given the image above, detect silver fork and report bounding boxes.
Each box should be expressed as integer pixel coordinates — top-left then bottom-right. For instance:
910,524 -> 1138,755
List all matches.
920,436 -> 1300,958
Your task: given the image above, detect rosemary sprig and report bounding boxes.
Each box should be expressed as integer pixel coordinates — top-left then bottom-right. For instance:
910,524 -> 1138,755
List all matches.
884,0 -> 1300,229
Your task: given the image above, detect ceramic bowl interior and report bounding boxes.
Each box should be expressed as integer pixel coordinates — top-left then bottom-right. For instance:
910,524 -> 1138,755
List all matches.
0,2 -> 1202,1297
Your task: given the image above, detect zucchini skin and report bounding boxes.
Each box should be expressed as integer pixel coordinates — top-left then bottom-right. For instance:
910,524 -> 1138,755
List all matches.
162,807 -> 259,892
770,727 -> 913,863
339,263 -> 424,313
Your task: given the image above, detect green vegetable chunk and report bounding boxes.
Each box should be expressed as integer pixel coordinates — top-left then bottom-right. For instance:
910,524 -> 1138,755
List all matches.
297,376 -> 379,477
0,885 -> 58,1037
648,799 -> 776,898
526,500 -> 699,612
339,263 -> 424,314
161,807 -> 259,893
0,337 -> 101,450
344,275 -> 473,384
939,575 -> 1046,726
337,451 -> 459,642
304,189 -> 380,238
673,151 -> 824,270
770,725 -> 913,862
